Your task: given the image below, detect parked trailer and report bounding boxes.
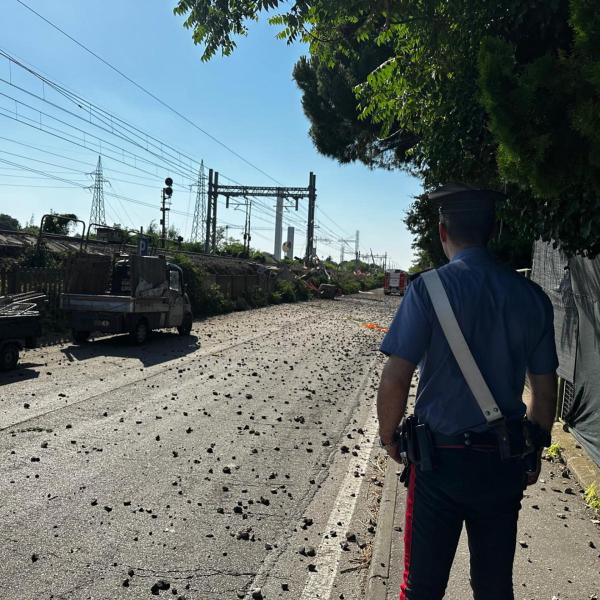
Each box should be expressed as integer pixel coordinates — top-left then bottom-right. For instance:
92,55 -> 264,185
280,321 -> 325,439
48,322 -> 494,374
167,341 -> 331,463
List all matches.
384,269 -> 409,296
0,292 -> 44,370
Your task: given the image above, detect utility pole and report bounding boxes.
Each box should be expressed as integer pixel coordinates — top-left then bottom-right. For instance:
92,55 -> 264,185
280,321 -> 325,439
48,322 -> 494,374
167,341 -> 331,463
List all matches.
274,190 -> 284,260
339,237 -> 354,264
190,160 -> 206,244
89,156 -> 107,226
286,226 -> 295,259
160,177 -> 173,249
355,230 -> 360,266
211,171 -> 219,252
244,198 -> 252,256
205,169 -> 213,253
305,172 -> 316,267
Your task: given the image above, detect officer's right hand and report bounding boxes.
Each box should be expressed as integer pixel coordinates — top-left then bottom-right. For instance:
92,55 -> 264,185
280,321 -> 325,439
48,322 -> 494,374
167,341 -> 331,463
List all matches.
525,451 -> 542,486
385,443 -> 403,464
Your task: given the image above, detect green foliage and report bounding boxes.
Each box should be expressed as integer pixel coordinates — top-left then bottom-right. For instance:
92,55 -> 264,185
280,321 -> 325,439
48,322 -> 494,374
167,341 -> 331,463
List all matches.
184,241 -> 206,254
20,244 -> 65,269
584,482 -> 600,512
221,241 -> 247,257
170,255 -> 312,314
330,270 -> 362,295
248,287 -> 269,308
276,279 -> 297,303
202,283 -> 234,315
361,271 -> 384,290
0,213 -> 20,231
174,0 -> 600,258
292,48 -> 415,169
545,443 -> 563,461
269,290 -> 282,304
338,279 -> 360,295
250,250 -> 267,263
409,248 -> 435,273
235,296 -> 251,311
405,195 -> 447,269
294,278 -> 311,301
478,3 -> 600,257
170,254 -> 233,317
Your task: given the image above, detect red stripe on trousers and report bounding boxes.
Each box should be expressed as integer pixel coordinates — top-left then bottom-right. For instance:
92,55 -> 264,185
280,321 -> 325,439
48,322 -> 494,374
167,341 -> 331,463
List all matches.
399,464 -> 416,600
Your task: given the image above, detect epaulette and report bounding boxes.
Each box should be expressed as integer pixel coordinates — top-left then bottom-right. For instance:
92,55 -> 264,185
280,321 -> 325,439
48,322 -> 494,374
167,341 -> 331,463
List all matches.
409,268 -> 434,282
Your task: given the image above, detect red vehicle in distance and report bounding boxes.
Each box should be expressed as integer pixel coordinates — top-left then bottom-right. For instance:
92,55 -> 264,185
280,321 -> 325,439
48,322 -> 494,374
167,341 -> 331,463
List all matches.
383,269 -> 409,296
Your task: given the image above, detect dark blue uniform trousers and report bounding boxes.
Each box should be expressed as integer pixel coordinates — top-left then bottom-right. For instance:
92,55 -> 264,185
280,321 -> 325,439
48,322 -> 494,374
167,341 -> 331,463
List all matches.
400,447 -> 525,600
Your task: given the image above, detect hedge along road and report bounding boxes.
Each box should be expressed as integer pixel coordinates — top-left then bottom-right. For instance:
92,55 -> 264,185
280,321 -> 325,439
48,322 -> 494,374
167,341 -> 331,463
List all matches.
0,293 -> 396,600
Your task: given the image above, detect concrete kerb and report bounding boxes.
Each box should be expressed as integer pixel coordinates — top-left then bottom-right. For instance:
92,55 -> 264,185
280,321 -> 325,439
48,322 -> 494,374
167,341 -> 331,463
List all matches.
366,454 -> 400,600
552,421 -> 600,497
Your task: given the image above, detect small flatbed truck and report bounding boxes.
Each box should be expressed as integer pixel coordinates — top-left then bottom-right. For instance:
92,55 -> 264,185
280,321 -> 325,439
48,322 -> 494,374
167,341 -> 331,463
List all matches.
60,253 -> 193,344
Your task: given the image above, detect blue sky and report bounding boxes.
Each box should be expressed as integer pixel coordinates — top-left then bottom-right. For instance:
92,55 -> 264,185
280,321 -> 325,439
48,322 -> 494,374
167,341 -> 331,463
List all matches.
0,0 -> 422,268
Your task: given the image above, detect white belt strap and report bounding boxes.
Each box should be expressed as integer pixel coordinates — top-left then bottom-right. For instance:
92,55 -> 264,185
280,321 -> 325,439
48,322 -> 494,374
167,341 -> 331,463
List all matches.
421,269 -> 503,424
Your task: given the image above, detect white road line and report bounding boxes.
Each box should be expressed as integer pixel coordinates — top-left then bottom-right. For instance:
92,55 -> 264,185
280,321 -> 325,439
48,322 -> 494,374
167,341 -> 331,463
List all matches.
298,403 -> 378,600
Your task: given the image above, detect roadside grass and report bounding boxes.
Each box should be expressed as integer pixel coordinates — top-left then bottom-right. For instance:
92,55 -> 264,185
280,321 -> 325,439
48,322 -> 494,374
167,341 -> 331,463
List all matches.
545,443 -> 563,461
584,482 -> 600,512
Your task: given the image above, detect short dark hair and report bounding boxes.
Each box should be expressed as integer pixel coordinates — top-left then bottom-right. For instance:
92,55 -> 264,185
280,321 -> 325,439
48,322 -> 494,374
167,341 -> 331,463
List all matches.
440,210 -> 495,246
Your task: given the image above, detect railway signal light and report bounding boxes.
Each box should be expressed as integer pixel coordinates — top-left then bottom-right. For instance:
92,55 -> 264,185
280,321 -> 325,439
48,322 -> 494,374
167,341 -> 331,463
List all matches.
163,177 -> 173,198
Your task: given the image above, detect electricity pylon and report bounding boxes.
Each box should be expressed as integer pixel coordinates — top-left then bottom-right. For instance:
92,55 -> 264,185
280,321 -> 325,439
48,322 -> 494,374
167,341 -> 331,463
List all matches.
190,160 -> 206,243
89,156 -> 107,225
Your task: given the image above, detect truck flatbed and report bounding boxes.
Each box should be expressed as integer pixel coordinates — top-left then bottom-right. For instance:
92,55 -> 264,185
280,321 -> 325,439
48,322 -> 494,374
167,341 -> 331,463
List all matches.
60,293 -> 170,314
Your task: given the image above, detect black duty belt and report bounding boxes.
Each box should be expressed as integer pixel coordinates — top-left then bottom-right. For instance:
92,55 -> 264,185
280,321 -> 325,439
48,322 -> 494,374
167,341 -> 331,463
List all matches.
431,430 -> 499,448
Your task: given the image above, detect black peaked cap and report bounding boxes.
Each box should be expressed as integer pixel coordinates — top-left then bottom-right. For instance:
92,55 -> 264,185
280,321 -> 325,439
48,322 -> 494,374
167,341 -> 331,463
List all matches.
428,183 -> 505,215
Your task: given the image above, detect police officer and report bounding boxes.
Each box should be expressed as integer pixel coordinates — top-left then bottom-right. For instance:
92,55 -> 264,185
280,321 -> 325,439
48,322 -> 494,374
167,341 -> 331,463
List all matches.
377,184 -> 558,600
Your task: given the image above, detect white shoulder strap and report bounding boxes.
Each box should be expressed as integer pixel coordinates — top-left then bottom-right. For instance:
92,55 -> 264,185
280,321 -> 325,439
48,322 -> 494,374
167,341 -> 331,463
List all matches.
421,269 -> 503,424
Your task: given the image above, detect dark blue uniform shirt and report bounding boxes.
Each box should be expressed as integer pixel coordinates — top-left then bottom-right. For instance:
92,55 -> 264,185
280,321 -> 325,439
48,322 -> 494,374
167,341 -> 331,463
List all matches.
380,247 -> 558,436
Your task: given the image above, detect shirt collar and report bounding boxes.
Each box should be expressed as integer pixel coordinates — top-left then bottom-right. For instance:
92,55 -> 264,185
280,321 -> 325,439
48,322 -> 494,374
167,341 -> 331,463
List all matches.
451,246 -> 493,263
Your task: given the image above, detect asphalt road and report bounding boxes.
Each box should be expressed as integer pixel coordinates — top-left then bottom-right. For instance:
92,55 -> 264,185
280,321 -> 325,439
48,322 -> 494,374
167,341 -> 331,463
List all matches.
3,292 -> 598,600
0,293 -> 394,600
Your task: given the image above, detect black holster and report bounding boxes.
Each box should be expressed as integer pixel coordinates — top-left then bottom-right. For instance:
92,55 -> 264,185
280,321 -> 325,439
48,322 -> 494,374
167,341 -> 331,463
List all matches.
398,415 -> 434,472
490,418 -> 538,462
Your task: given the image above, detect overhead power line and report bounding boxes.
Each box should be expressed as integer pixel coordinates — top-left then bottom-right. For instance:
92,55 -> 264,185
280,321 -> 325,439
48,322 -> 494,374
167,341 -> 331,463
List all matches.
0,61 -> 200,181
0,156 -> 249,233
0,47 -> 314,241
0,58 -> 299,233
0,135 -> 187,187
0,39 -> 329,252
15,0 -> 283,185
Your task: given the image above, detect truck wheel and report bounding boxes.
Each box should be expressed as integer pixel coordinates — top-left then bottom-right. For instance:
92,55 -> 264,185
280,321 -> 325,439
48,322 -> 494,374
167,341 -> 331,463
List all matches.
0,343 -> 19,371
130,319 -> 149,345
72,330 -> 90,344
177,314 -> 193,336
